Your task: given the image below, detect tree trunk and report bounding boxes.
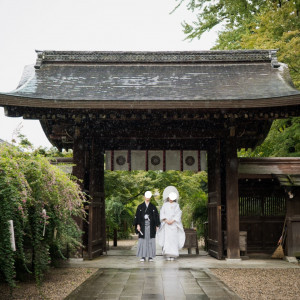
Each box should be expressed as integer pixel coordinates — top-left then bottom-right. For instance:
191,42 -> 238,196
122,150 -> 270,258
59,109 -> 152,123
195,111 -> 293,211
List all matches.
113,229 -> 118,247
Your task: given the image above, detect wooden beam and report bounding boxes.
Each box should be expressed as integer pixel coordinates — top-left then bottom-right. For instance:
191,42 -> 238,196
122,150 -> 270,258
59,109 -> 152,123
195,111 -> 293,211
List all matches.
4,105 -> 299,122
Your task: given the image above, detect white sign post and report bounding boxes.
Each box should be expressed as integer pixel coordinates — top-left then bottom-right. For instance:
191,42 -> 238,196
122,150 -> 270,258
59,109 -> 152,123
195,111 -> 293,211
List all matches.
8,220 -> 16,251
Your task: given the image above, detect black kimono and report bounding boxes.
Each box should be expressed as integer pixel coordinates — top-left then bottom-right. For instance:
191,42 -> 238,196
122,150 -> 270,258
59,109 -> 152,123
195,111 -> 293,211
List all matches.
134,202 -> 160,239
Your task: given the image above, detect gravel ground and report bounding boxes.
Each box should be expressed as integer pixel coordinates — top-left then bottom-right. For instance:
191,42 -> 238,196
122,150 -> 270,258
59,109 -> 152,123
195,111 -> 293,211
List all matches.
0,267 -> 97,300
0,239 -> 136,300
211,268 -> 300,300
2,267 -> 299,300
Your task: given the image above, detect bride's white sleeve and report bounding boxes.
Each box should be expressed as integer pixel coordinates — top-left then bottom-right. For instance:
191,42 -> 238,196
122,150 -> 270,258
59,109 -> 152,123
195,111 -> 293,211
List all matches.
173,203 -> 182,223
160,203 -> 167,221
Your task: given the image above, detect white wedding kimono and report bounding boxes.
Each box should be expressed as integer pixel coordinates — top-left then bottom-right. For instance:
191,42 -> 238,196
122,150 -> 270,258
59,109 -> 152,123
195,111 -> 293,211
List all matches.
157,201 -> 185,257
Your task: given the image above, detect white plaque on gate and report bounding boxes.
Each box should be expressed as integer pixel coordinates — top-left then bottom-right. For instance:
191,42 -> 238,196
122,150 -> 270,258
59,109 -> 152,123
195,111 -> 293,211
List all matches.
105,150 -> 206,171
166,150 -> 180,170
200,151 -> 207,171
131,150 -> 146,170
105,151 -> 111,170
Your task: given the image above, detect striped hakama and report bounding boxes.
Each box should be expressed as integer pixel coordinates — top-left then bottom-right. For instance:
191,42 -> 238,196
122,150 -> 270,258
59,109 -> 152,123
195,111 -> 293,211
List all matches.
136,220 -> 156,258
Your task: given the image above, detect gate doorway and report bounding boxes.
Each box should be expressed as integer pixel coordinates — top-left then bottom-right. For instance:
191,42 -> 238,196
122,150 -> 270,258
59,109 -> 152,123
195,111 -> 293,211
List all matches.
92,167 -> 208,258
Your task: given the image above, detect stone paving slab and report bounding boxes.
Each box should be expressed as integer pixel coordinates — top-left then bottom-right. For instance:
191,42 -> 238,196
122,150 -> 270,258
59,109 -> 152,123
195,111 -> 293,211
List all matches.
65,268 -> 241,300
64,253 -> 299,270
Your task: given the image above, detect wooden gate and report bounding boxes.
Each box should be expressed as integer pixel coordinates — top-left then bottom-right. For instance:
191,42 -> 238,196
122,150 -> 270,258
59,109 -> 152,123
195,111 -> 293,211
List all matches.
239,195 -> 285,252
207,141 -> 223,259
88,199 -> 105,259
87,140 -> 106,259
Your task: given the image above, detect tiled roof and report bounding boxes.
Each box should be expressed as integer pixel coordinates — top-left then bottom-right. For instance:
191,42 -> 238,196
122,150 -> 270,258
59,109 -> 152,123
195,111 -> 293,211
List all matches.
0,50 -> 299,109
239,157 -> 300,175
239,157 -> 300,187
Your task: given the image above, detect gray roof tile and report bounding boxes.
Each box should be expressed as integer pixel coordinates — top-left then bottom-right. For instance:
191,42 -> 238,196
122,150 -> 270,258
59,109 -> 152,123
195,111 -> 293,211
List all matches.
0,50 -> 299,109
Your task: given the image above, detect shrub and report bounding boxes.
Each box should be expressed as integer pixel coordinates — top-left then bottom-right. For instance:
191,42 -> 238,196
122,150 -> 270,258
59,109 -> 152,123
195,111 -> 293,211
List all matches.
0,143 -> 85,287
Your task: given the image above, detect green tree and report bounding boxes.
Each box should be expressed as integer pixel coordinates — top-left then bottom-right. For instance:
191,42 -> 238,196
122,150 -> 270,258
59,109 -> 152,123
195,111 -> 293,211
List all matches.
33,147 -> 73,158
179,0 -> 299,86
180,0 -> 268,45
179,0 -> 300,157
105,171 -> 144,240
239,117 -> 300,157
237,1 -> 300,87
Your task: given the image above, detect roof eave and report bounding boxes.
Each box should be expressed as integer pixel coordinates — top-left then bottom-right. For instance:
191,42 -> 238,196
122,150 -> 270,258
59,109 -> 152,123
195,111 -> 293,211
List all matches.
0,93 -> 300,110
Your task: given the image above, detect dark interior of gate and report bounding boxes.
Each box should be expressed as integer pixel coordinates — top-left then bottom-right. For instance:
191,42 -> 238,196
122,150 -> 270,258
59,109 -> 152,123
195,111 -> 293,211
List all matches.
239,178 -> 285,253
238,158 -> 300,257
0,50 -> 299,260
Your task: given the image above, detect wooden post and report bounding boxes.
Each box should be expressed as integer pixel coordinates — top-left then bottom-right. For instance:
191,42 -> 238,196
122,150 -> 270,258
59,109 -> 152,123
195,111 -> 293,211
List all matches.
88,138 -> 106,259
286,188 -> 300,257
225,138 -> 240,259
207,140 -> 223,259
73,137 -> 86,188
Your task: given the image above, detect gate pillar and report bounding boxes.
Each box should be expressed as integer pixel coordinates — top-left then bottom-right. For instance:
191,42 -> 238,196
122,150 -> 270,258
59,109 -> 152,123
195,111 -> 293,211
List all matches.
73,137 -> 86,189
286,188 -> 300,257
225,138 -> 240,259
72,136 -> 89,254
88,138 -> 106,259
207,140 -> 223,259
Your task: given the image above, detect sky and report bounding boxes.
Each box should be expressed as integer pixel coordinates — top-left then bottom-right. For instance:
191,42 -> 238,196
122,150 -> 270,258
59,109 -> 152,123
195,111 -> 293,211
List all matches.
0,0 -> 219,149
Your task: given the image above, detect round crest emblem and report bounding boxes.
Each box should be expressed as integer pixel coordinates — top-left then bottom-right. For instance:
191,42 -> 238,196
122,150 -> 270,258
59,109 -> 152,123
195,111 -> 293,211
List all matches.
151,155 -> 161,166
185,156 -> 195,166
116,155 -> 126,165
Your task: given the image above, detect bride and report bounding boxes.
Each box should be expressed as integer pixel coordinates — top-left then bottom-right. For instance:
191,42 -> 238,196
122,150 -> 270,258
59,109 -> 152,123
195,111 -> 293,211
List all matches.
157,186 -> 185,260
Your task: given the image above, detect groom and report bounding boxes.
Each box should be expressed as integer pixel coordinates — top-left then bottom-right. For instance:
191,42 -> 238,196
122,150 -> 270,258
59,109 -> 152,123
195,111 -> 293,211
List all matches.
134,191 -> 160,262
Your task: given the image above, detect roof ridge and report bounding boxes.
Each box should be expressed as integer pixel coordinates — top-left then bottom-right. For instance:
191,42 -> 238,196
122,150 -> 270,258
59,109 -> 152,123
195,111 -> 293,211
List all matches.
34,50 -> 278,69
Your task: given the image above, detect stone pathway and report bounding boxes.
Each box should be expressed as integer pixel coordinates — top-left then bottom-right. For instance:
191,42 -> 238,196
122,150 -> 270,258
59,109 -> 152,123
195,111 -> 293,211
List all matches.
63,240 -> 298,299
65,267 -> 241,300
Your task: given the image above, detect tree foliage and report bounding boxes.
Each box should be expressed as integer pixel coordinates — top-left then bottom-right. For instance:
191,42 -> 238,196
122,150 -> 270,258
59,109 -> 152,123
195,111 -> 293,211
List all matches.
0,143 -> 85,288
239,117 -> 300,157
180,0 -> 299,85
179,0 -> 300,157
105,171 -> 144,239
180,0 -> 268,42
237,1 -> 300,88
